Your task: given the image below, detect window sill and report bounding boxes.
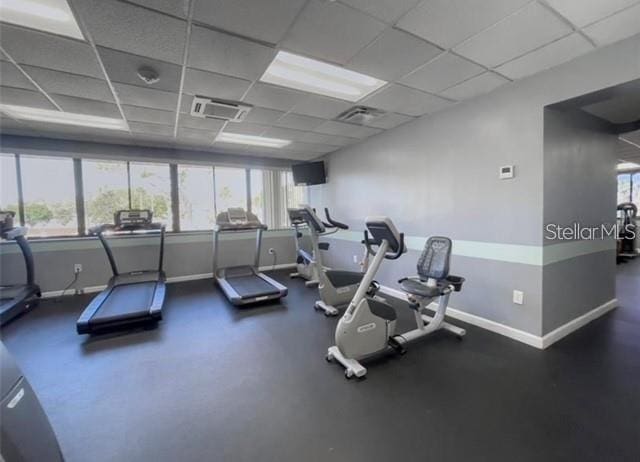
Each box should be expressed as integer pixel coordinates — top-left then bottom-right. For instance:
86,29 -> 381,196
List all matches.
0,228 -> 294,253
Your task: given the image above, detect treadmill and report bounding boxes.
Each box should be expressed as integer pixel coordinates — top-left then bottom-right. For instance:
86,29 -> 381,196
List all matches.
0,211 -> 41,326
76,210 -> 166,335
213,208 -> 287,306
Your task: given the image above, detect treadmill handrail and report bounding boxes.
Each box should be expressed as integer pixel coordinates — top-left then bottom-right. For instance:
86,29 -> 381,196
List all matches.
92,223 -> 166,276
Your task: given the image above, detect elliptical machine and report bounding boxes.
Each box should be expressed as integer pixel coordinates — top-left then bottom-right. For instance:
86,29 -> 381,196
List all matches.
296,206 -> 369,316
617,202 -> 638,261
327,217 -> 466,379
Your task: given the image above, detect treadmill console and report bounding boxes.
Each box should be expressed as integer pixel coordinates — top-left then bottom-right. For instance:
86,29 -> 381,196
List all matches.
0,211 -> 15,235
287,208 -> 306,226
114,209 -> 153,230
227,208 -> 248,224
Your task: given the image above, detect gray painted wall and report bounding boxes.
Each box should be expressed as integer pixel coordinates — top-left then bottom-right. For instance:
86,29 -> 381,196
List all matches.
310,35 -> 640,337
0,233 -> 296,293
542,108 -> 618,334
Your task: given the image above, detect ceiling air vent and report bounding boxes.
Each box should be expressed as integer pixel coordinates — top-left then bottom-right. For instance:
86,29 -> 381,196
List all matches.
190,96 -> 252,122
337,106 -> 385,125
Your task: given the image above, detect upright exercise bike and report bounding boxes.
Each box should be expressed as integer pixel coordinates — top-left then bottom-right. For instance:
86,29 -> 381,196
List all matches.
327,217 -> 466,379
288,208 -> 321,287
297,206 -> 369,316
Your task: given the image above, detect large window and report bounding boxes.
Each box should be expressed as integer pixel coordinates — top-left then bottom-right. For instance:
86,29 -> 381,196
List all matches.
1,151 -> 309,237
215,167 -> 247,212
618,174 -> 632,205
0,154 -> 19,211
618,172 -> 640,209
83,159 -> 129,229
178,165 -> 215,230
130,162 -> 172,229
20,155 -> 78,237
633,173 -> 640,207
250,169 -> 265,222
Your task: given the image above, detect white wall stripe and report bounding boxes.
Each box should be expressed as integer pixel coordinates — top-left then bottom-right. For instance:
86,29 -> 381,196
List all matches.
326,230 -> 614,267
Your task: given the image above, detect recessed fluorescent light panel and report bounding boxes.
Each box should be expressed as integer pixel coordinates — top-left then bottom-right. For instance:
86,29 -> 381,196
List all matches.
0,0 -> 84,40
0,104 -> 129,130
260,51 -> 387,102
216,132 -> 291,148
617,162 -> 640,171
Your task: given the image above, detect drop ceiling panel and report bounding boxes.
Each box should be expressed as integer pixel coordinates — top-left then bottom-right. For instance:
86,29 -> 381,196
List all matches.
127,0 -> 189,18
129,121 -> 174,136
583,3 -> 640,47
0,87 -> 56,110
243,83 -> 308,112
399,52 -> 484,94
495,33 -> 594,80
188,26 -> 276,81
365,112 -> 415,130
123,106 -> 175,125
396,0 -> 530,49
113,83 -> 178,111
193,0 -> 307,44
340,0 -> 422,23
222,122 -> 270,136
243,107 -> 285,125
291,94 -> 352,119
178,114 -> 227,131
582,95 -> 640,124
275,113 -> 325,131
98,47 -> 183,93
453,2 -> 573,68
286,141 -> 340,154
73,0 -> 187,64
440,72 -> 509,101
314,120 -> 381,138
179,95 -> 194,113
282,0 -> 387,65
363,84 -> 454,116
262,126 -> 310,141
22,66 -> 114,102
182,69 -> 251,99
299,131 -> 357,146
544,0 -> 638,28
347,28 -> 442,81
212,141 -> 253,155
0,25 -> 104,78
0,61 -> 36,90
52,95 -> 121,117
177,127 -> 215,145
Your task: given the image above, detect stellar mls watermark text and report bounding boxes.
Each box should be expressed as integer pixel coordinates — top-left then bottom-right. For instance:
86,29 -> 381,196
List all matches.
544,223 -> 635,240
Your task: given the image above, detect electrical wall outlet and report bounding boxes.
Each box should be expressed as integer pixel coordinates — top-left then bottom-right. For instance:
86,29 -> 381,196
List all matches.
74,264 -> 83,274
513,290 -> 524,305
353,255 -> 358,263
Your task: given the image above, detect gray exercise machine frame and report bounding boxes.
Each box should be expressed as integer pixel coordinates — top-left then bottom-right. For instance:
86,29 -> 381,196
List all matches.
327,220 -> 466,379
212,209 -> 287,306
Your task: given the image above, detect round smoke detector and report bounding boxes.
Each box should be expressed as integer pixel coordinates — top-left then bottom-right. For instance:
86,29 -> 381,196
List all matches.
137,66 -> 160,85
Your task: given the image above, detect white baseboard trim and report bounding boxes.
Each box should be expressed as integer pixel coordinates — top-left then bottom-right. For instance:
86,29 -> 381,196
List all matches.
40,263 -> 296,299
540,298 -> 618,349
379,286 -> 544,349
379,286 -> 618,350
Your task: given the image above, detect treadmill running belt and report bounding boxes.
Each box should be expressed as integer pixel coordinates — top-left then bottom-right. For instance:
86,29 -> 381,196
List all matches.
228,275 -> 280,299
90,282 -> 156,323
